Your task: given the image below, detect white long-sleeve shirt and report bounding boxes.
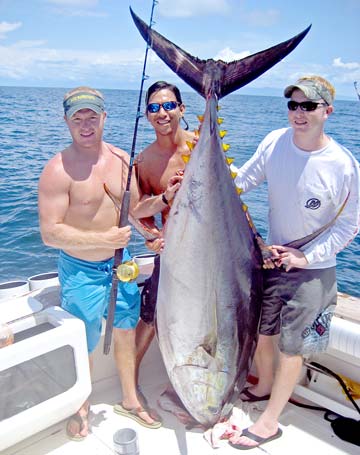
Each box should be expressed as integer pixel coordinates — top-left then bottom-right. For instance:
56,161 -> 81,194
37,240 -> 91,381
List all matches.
234,127 -> 360,269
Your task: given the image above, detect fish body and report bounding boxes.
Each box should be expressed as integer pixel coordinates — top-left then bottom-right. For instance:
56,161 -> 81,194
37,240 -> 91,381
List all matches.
156,95 -> 263,425
131,8 -> 310,426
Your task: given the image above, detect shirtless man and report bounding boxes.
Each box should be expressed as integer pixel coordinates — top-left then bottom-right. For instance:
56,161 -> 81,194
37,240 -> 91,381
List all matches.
134,81 -> 196,391
38,86 -> 179,439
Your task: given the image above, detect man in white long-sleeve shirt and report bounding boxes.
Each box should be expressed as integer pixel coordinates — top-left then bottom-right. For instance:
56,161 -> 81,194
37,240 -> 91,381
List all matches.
229,75 -> 360,450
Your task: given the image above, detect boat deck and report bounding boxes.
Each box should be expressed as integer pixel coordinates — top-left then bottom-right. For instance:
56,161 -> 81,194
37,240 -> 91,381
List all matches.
335,292 -> 360,323
3,332 -> 359,455
2,285 -> 360,454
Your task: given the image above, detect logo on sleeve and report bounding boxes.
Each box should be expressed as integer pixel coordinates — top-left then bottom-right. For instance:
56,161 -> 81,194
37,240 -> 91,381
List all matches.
305,198 -> 321,210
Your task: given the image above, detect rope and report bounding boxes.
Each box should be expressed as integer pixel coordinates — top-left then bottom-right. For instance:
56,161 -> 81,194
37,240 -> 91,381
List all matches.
288,361 -> 360,417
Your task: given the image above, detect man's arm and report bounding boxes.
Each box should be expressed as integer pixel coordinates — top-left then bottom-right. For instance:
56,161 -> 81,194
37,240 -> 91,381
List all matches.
301,161 -> 360,265
129,170 -> 181,219
38,156 -> 131,251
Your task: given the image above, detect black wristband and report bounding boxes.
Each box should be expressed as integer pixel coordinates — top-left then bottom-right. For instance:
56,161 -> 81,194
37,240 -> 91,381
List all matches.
161,193 -> 169,205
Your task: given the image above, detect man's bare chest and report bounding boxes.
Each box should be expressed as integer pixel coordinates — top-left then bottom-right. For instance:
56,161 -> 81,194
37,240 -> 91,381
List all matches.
69,159 -> 126,210
147,154 -> 186,193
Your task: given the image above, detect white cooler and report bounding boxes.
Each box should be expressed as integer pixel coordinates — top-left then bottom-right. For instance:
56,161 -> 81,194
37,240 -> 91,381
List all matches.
0,293 -> 91,451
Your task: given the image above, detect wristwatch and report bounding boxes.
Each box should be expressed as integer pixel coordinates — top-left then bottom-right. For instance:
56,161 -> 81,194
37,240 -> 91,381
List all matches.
161,193 -> 169,205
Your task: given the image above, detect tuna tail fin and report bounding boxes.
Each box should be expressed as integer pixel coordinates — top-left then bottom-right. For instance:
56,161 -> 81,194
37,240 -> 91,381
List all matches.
285,192 -> 351,250
130,7 -> 311,99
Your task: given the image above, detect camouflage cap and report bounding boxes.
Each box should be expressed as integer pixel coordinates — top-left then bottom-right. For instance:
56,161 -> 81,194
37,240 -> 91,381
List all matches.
63,91 -> 105,118
284,78 -> 333,105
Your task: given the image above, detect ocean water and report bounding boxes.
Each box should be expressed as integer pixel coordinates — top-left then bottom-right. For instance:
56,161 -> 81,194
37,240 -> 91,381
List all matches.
0,86 -> 359,296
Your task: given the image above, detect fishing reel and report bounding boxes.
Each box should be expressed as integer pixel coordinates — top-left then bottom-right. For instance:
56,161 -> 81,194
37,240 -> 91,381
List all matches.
116,260 -> 139,282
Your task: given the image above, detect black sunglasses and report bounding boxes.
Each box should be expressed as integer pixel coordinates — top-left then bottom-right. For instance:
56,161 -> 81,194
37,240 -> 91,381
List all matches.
147,101 -> 180,113
287,100 -> 328,112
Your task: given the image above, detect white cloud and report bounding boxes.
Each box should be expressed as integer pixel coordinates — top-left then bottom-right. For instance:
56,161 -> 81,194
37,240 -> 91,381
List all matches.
12,40 -> 47,49
215,47 -> 250,62
331,58 -> 360,91
244,57 -> 360,99
333,57 -> 360,70
0,41 -> 147,82
0,21 -> 22,39
157,0 -> 231,17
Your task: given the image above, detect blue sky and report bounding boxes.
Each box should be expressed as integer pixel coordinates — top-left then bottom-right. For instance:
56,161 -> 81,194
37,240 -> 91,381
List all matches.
1,0 -> 359,99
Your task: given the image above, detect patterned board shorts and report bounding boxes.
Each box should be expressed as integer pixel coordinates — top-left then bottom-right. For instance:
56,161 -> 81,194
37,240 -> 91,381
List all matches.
259,266 -> 337,356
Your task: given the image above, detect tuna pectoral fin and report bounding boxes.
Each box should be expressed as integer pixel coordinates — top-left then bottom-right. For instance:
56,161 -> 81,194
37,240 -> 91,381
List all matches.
130,7 -> 311,99
285,192 -> 350,249
157,389 -> 197,426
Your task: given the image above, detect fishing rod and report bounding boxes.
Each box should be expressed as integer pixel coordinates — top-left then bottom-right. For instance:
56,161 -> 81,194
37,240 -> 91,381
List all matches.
103,0 -> 158,355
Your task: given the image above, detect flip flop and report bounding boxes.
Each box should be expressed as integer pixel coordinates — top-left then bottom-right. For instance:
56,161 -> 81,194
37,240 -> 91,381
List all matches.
66,404 -> 90,441
136,386 -> 162,422
239,387 -> 271,402
229,427 -> 283,450
114,403 -> 162,429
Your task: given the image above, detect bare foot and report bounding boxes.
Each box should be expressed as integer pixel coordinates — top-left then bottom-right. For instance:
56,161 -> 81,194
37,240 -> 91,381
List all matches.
136,386 -> 162,422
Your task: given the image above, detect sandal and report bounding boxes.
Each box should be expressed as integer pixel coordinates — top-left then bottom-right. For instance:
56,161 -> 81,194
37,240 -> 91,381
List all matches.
114,403 -> 162,429
239,387 -> 271,402
66,403 -> 90,441
229,427 -> 282,450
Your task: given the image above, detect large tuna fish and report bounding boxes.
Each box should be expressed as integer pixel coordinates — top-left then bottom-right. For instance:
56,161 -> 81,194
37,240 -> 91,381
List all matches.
131,8 -> 310,427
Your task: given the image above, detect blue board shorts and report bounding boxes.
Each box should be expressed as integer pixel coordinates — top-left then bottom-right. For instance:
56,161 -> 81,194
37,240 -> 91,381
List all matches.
260,266 -> 337,356
58,250 -> 140,353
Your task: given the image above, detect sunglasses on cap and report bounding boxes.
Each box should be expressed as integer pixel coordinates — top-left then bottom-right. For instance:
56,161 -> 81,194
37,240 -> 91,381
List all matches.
287,100 -> 328,112
147,101 -> 180,113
